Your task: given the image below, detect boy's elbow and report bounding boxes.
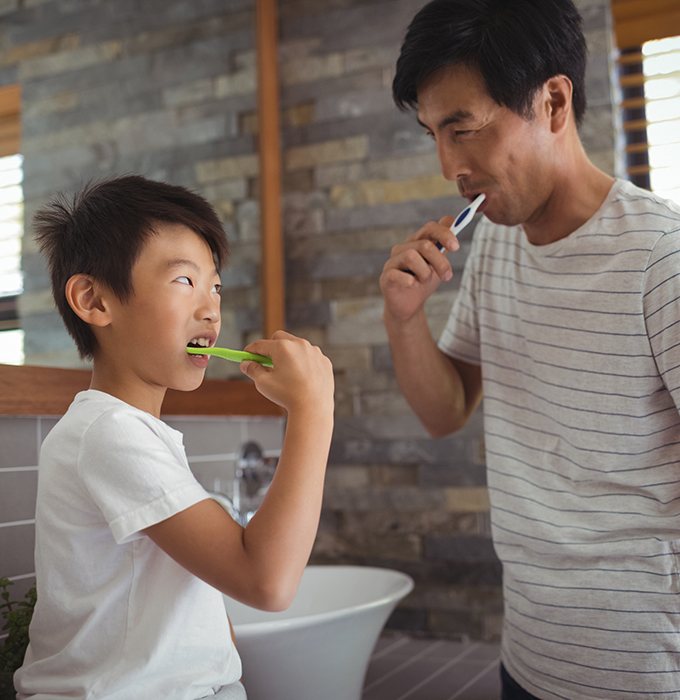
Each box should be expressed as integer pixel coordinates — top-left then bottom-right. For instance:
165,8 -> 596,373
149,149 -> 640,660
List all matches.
259,593 -> 293,613
251,578 -> 298,612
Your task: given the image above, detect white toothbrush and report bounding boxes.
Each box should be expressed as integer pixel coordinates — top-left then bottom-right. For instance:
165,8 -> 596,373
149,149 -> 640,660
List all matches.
435,192 -> 486,251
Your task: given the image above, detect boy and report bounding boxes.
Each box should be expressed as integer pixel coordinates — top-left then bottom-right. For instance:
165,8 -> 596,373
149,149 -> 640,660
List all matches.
14,175 -> 335,699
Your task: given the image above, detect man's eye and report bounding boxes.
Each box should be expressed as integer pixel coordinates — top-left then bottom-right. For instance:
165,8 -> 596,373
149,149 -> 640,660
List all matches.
454,130 -> 474,138
213,283 -> 223,294
176,276 -> 193,286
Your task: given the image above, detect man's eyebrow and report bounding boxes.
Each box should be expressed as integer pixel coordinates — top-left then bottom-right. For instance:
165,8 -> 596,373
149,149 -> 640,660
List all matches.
417,109 -> 475,131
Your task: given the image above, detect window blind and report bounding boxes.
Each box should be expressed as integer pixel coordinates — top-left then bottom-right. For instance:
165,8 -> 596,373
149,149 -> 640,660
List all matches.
0,153 -> 24,363
0,84 -> 23,363
612,1 -> 680,205
0,154 -> 24,301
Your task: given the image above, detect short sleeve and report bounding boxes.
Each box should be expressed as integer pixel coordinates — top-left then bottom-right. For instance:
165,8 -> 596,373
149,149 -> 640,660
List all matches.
643,228 -> 680,412
78,408 -> 209,544
437,228 -> 482,365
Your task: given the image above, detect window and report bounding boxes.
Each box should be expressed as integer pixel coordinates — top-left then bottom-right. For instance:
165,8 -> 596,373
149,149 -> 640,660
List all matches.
0,154 -> 23,365
0,154 -> 23,297
613,0 -> 680,205
0,84 -> 22,365
641,36 -> 680,204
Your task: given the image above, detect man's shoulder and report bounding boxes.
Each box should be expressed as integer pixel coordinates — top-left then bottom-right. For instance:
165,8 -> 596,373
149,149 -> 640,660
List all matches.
609,179 -> 680,224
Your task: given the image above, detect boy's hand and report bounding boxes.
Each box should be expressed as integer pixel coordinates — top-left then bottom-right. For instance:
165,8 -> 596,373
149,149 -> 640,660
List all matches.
380,215 -> 458,323
239,330 -> 334,415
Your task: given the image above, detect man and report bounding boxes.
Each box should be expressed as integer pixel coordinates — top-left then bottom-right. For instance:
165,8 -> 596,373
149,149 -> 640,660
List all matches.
380,1 -> 680,698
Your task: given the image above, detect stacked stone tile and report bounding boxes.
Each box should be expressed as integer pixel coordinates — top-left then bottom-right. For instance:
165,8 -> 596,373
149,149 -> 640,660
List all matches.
1,0 -> 618,640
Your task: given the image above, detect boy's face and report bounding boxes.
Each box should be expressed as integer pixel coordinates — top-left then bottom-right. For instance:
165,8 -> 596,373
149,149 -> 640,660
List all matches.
97,222 -> 222,411
416,63 -> 558,228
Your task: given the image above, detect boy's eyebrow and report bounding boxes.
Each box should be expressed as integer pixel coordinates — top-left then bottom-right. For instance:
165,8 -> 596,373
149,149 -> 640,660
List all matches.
417,109 -> 475,131
165,258 -> 220,277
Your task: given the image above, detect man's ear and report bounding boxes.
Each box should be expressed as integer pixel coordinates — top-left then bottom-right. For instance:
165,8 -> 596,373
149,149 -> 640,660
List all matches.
64,274 -> 111,327
545,75 -> 573,135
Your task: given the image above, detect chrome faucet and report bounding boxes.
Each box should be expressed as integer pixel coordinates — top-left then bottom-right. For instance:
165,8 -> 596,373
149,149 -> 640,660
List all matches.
232,441 -> 276,524
209,441 -> 278,526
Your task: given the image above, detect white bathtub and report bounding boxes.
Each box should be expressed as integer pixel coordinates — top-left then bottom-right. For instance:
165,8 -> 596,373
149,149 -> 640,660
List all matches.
224,565 -> 414,700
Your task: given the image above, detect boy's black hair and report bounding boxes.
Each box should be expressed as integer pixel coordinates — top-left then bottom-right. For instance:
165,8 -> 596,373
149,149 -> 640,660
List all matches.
34,174 -> 229,360
393,0 -> 588,126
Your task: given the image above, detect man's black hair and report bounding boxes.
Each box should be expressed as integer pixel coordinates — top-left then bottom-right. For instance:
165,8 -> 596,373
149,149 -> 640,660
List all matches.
393,0 -> 588,125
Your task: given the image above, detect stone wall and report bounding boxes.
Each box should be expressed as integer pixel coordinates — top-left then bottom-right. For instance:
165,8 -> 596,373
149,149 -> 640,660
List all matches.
1,0 -> 619,640
276,0 -> 620,641
1,0 -> 261,367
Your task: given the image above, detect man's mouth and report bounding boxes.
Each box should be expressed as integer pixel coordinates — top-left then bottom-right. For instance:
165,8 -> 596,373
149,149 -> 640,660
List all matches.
462,190 -> 483,202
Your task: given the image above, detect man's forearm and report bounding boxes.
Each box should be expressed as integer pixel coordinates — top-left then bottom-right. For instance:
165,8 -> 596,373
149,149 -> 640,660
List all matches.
385,309 -> 469,437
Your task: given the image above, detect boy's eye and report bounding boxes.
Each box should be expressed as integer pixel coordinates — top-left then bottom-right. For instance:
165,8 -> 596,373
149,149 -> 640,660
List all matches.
176,275 -> 193,286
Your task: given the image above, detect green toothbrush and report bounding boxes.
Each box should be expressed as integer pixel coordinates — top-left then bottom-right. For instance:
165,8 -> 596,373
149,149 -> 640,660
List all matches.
186,346 -> 273,368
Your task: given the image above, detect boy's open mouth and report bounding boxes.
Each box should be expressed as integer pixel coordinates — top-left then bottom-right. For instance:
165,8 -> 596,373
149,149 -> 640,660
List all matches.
186,337 -> 213,356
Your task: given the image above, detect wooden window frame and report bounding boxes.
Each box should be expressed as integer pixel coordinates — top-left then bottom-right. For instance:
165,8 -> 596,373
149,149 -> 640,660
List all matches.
0,85 -> 20,158
611,0 -> 680,50
612,1 -> 680,190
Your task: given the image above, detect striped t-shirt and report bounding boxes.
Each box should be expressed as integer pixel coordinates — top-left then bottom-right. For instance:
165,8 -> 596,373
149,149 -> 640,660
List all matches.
439,179 -> 680,699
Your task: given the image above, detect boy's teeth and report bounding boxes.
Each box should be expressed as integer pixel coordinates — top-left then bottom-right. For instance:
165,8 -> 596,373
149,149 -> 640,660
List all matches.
189,337 -> 211,347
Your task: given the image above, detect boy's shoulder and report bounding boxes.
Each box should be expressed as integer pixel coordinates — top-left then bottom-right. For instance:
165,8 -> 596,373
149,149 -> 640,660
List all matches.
46,390 -> 180,454
51,389 -> 138,434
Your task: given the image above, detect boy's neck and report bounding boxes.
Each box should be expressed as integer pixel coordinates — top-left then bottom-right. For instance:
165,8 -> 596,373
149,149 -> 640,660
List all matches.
90,362 -> 167,418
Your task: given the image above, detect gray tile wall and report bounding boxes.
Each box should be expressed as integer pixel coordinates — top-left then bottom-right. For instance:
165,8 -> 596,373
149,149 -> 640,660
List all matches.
0,413 -> 283,606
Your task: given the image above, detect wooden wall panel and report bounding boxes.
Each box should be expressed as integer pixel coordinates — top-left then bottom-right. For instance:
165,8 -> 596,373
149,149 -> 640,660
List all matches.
0,364 -> 281,416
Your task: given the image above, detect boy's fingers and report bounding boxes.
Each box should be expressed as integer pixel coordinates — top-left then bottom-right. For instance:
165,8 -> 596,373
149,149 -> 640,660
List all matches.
243,339 -> 273,356
270,329 -> 296,340
245,330 -> 309,358
239,360 -> 261,379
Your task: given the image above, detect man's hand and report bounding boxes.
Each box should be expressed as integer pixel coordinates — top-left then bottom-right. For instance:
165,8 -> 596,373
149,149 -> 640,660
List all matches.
380,216 -> 458,323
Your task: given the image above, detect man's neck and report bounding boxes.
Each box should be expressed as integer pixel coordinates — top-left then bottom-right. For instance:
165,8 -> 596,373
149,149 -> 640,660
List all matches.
523,147 -> 615,246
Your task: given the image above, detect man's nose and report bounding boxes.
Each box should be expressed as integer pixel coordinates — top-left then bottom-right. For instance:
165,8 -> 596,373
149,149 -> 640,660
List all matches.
438,141 -> 471,182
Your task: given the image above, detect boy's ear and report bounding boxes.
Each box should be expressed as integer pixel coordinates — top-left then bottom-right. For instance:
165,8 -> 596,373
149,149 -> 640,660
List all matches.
64,274 -> 111,327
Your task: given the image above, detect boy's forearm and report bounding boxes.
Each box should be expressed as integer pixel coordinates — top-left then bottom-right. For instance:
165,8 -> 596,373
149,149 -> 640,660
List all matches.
241,406 -> 333,609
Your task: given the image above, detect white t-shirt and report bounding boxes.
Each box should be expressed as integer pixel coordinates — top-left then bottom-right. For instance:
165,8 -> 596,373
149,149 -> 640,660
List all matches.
15,390 -> 243,700
439,179 -> 680,699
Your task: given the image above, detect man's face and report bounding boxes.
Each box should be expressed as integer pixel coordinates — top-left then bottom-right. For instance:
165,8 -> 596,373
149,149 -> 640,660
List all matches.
416,63 -> 556,228
103,222 -> 222,399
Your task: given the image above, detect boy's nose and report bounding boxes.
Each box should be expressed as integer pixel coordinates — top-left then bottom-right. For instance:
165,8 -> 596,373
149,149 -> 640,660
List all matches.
202,306 -> 219,322
197,294 -> 220,323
